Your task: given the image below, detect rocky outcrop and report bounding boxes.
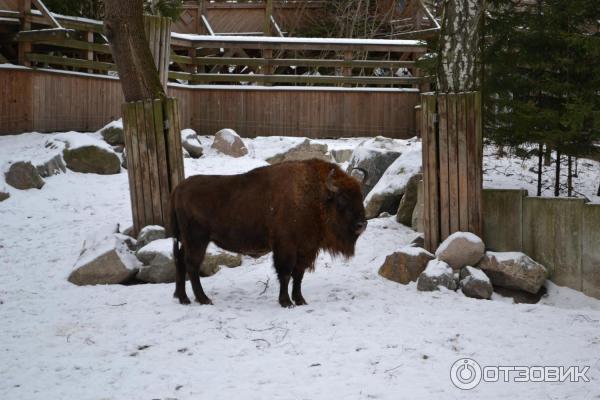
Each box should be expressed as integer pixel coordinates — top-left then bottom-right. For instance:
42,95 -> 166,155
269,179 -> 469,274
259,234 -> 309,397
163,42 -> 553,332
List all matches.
478,252 -> 547,294
211,129 -> 248,158
266,139 -> 331,164
4,161 -> 45,190
378,246 -> 434,284
435,232 -> 485,270
417,259 -> 457,291
99,120 -> 124,146
396,173 -> 422,226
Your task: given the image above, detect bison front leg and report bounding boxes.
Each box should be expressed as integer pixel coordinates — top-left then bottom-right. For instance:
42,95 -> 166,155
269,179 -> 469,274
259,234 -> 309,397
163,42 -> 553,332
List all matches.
292,267 -> 307,306
273,248 -> 295,308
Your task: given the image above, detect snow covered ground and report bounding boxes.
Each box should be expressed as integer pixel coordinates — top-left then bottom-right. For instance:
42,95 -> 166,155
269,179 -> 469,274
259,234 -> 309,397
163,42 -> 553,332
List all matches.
1,131 -> 600,400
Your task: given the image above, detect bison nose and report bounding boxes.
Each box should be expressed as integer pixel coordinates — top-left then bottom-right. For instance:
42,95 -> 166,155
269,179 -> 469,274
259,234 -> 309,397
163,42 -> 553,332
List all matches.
355,221 -> 367,235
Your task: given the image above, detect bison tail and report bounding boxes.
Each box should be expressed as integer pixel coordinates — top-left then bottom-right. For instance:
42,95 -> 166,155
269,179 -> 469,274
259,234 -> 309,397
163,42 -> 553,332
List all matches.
171,203 -> 187,298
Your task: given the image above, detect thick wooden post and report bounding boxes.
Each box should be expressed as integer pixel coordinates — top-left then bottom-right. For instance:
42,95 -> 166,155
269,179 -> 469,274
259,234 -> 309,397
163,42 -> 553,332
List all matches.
122,98 -> 185,236
264,0 -> 273,36
421,92 -> 482,251
18,0 -> 32,67
144,15 -> 171,91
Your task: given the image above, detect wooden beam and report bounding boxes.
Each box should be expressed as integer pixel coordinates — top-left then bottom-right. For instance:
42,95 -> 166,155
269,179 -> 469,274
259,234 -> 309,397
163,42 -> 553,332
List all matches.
25,53 -> 117,71
15,28 -> 75,42
18,0 -> 32,67
31,0 -> 62,28
264,0 -> 273,36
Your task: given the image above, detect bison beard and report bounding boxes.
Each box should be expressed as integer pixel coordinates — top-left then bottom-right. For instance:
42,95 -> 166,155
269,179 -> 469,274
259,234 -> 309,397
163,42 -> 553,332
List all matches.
170,159 -> 367,308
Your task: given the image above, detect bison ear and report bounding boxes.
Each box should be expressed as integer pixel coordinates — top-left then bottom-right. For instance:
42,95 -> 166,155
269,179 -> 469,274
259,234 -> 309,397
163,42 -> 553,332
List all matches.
327,169 -> 339,196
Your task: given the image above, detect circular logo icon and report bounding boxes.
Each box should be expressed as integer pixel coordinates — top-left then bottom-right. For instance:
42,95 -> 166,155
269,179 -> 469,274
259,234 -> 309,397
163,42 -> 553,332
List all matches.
450,358 -> 482,390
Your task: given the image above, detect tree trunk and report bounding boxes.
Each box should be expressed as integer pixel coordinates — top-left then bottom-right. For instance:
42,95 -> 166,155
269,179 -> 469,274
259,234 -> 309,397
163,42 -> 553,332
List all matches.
104,0 -> 165,102
567,155 -> 573,197
537,143 -> 543,196
437,0 -> 483,92
554,150 -> 561,197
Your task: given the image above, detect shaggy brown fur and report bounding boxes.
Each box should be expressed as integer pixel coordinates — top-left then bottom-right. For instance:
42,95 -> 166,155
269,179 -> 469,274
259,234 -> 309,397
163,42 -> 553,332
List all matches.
170,159 -> 367,307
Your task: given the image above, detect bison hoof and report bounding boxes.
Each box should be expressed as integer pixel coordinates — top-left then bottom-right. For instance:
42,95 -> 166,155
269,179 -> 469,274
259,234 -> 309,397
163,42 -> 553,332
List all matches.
293,297 -> 308,306
279,298 -> 295,308
175,293 -> 191,305
196,297 -> 213,305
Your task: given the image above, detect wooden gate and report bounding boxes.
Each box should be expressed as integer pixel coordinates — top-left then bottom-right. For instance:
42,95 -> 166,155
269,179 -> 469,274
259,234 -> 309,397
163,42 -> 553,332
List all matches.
421,92 -> 483,251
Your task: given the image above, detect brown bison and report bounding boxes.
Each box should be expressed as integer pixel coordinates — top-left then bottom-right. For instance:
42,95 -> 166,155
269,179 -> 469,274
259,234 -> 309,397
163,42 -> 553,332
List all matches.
170,159 -> 367,307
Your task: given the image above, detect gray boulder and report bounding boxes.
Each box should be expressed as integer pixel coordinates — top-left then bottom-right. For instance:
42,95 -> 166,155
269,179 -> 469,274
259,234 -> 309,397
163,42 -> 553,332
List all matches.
459,266 -> 493,300
362,144 -> 422,218
346,137 -> 401,197
36,154 -> 66,178
68,229 -> 140,285
417,259 -> 457,291
266,139 -> 331,164
0,187 -> 9,202
412,180 -> 424,232
5,161 -> 45,190
136,239 -> 243,283
396,173 -> 422,226
136,225 -> 165,249
211,129 -> 248,158
181,129 -> 204,159
410,235 -> 425,248
435,232 -> 485,270
63,146 -> 121,175
378,246 -> 434,284
121,148 -> 127,169
100,120 -> 124,146
330,149 -> 354,163
478,251 -> 548,294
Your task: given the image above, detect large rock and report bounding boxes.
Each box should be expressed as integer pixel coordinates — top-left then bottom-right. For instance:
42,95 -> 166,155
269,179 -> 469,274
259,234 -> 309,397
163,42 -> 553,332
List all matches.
378,246 -> 434,284
330,149 -> 354,163
181,129 -> 204,159
36,154 -> 66,178
435,232 -> 485,270
0,187 -> 9,202
99,119 -> 124,146
346,137 -> 402,197
63,146 -> 121,175
266,139 -> 331,164
412,180 -> 424,232
396,173 -> 422,226
136,239 -> 243,283
459,266 -> 493,300
136,225 -> 165,250
417,259 -> 457,291
121,148 -> 127,169
211,129 -> 248,158
4,161 -> 45,190
478,251 -> 548,294
363,143 -> 422,218
68,227 -> 140,285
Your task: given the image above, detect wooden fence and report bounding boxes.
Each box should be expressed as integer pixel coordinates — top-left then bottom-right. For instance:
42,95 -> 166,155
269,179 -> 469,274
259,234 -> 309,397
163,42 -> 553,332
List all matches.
0,66 -> 420,138
421,92 -> 483,251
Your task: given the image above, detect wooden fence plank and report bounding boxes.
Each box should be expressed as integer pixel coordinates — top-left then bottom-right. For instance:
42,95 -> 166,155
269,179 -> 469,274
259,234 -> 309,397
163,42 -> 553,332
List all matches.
457,93 -> 469,232
421,94 -> 431,250
447,93 -> 459,233
438,94 -> 450,241
135,101 -> 154,227
142,100 -> 163,225
425,94 -> 439,250
122,103 -> 140,230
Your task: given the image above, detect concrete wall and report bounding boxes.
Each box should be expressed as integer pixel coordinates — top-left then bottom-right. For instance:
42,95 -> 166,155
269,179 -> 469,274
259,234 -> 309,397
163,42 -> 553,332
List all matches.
482,189 -> 600,299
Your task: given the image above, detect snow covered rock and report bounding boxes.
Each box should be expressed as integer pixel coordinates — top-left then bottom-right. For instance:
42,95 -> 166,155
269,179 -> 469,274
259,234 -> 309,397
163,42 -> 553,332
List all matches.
412,180 -> 424,232
478,251 -> 548,294
35,154 -> 66,178
55,134 -> 121,175
266,139 -> 330,164
136,239 -> 243,283
417,259 -> 457,291
68,228 -> 140,286
410,234 -> 425,248
346,137 -> 401,197
378,246 -> 434,284
0,187 -> 9,202
4,161 -> 45,190
121,148 -> 127,169
136,225 -> 165,250
459,266 -> 493,300
330,148 -> 353,163
211,129 -> 248,158
363,144 -> 422,219
396,173 -> 422,226
181,129 -> 204,159
435,232 -> 485,270
99,119 -> 124,146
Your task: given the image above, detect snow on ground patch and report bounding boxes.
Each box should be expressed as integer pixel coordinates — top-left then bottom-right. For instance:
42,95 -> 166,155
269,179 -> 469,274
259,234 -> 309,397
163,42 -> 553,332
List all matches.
1,132 -> 600,400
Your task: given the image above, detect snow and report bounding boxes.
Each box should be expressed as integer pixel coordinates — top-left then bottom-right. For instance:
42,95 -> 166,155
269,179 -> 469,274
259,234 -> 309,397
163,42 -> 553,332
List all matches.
168,82 -> 419,92
98,118 -> 123,132
1,130 -> 600,399
216,128 -> 239,145
487,251 -> 527,263
435,232 -> 483,256
463,266 -> 490,283
53,131 -> 115,151
137,238 -> 172,259
400,244 -> 433,258
423,259 -> 452,278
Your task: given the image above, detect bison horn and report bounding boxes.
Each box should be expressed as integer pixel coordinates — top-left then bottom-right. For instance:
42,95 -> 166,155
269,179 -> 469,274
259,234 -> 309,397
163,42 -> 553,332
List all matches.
327,169 -> 339,193
350,167 -> 369,182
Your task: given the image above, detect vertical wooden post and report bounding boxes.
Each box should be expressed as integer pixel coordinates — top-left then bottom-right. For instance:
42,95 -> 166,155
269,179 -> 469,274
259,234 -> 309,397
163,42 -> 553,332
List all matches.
144,15 -> 171,91
18,0 -> 32,67
342,50 -> 353,77
421,92 -> 482,251
264,0 -> 273,36
86,31 -> 94,74
263,48 -> 274,79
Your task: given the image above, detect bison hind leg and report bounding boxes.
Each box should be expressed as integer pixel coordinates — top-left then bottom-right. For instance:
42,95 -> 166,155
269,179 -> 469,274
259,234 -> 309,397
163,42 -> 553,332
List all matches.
174,245 -> 191,305
185,239 -> 213,305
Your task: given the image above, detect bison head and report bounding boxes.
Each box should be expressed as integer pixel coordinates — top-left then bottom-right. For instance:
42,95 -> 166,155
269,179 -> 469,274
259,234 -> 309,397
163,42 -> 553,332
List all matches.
324,168 -> 367,258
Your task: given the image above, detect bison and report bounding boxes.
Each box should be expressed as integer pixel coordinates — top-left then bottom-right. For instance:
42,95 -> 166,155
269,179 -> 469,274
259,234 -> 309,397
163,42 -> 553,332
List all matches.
170,159 -> 367,307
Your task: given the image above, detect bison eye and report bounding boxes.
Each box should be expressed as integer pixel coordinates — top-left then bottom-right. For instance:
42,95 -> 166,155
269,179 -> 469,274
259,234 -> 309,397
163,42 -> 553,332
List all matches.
336,194 -> 348,208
